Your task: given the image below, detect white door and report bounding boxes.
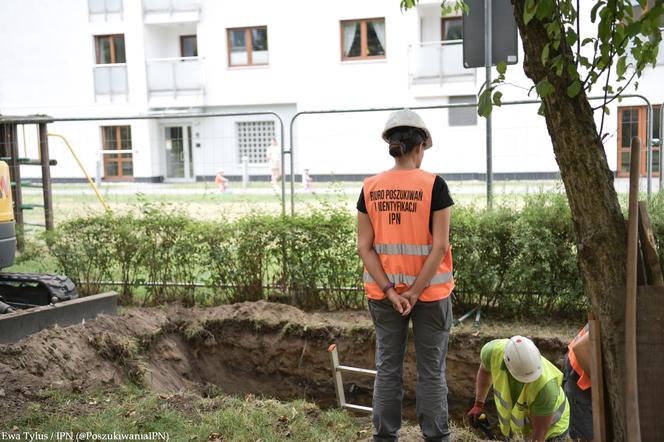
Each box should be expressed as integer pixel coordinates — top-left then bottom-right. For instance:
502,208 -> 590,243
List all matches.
164,125 -> 194,181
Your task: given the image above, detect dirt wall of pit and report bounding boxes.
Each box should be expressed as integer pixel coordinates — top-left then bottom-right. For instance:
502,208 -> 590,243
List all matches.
0,301 -> 568,424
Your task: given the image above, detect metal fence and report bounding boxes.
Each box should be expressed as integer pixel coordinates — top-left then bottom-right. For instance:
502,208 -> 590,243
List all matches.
1,94 -> 660,231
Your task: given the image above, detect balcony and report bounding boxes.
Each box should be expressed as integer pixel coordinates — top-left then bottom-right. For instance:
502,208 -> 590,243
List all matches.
408,40 -> 475,86
93,64 -> 128,101
88,0 -> 123,21
143,0 -> 200,24
146,57 -> 204,107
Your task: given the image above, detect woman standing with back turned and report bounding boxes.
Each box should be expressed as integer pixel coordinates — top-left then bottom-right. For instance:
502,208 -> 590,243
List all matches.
357,109 -> 454,442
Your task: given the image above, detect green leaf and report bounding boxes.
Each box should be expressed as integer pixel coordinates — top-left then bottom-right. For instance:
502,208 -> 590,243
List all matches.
541,43 -> 550,66
496,61 -> 507,75
591,1 -> 604,23
536,78 -> 555,98
478,89 -> 493,117
492,91 -> 503,106
566,28 -> 578,47
616,55 -> 627,78
567,64 -> 579,79
581,37 -> 595,46
550,55 -> 564,76
537,103 -> 546,116
566,80 -> 582,98
602,106 -> 610,115
535,0 -> 554,20
524,0 -> 537,25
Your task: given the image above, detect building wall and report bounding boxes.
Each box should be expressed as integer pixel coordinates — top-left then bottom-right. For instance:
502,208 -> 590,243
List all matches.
0,0 -> 662,181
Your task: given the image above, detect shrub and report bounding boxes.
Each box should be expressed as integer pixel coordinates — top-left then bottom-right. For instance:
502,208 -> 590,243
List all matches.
43,193 -> 641,317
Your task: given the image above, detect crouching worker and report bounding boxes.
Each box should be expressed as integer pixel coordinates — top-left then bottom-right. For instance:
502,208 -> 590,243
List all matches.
467,336 -> 569,441
563,324 -> 593,441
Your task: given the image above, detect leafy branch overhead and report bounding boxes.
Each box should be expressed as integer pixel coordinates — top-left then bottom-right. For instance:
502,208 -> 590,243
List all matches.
401,0 -> 663,118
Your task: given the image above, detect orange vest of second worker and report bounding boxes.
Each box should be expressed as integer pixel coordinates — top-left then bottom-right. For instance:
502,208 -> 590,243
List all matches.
568,323 -> 591,390
363,169 -> 454,302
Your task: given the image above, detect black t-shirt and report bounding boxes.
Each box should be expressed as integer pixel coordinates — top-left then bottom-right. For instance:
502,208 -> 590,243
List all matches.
356,175 -> 454,234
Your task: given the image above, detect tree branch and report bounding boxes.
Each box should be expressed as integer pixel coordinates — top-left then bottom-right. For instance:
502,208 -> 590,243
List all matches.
591,70 -> 638,111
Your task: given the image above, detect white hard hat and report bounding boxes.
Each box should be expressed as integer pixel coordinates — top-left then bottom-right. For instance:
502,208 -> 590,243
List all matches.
382,109 -> 433,149
503,336 -> 542,383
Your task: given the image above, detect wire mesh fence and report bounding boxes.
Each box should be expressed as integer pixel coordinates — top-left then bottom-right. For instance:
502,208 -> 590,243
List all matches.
3,95 -> 658,231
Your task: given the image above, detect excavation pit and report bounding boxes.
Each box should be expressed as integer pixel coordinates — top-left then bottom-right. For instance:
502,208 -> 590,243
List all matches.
0,301 -> 568,425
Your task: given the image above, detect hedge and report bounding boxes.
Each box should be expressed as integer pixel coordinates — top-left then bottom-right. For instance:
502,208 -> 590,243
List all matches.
42,192 -> 662,318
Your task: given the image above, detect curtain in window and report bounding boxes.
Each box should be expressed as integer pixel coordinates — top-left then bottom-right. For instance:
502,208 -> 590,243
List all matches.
372,21 -> 386,53
343,23 -> 359,56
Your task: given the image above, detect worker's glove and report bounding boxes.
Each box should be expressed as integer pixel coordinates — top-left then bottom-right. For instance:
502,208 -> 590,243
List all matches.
466,400 -> 485,428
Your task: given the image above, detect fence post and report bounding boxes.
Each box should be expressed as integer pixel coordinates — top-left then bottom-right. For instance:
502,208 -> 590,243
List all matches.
242,155 -> 249,188
39,123 -> 54,231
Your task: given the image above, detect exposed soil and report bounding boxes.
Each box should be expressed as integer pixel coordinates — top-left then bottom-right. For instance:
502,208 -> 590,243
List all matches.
0,301 -> 568,434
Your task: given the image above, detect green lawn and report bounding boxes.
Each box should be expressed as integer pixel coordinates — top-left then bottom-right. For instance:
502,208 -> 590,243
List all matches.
6,386 -> 359,442
16,180 -> 568,227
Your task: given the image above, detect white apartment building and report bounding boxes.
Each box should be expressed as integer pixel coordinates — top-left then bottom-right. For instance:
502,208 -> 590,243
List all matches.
0,0 -> 662,183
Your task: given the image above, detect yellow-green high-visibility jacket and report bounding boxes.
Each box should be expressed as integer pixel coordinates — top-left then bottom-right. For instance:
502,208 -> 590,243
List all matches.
489,339 -> 569,439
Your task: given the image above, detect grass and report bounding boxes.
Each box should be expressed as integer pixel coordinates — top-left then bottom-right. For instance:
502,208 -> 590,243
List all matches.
6,386 -> 360,442
16,180 -> 571,226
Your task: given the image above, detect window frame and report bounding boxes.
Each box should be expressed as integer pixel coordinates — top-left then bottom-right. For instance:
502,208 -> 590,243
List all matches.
95,34 -> 125,64
441,16 -> 463,41
180,34 -> 198,58
101,125 -> 134,180
226,26 -> 268,67
340,17 -> 386,61
617,105 -> 661,177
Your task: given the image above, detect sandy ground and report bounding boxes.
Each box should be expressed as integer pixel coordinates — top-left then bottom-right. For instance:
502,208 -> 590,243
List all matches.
0,301 -> 569,439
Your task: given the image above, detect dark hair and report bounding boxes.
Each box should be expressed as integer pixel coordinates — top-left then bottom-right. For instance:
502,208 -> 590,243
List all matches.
386,126 -> 426,158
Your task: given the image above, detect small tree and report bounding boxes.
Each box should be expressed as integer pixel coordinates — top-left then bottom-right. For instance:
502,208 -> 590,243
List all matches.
401,0 -> 663,439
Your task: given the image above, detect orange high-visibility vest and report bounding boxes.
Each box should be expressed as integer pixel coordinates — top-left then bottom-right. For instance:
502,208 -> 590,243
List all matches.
362,169 -> 454,302
568,323 -> 591,390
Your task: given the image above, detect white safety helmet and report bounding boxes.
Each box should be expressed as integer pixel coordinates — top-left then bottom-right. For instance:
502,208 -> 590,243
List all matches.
503,336 -> 542,383
382,109 -> 433,149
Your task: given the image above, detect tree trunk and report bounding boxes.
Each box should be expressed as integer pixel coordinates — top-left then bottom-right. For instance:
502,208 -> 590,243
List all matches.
511,1 -> 628,439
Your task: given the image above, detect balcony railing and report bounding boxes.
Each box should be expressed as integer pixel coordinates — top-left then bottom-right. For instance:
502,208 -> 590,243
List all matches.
146,57 -> 204,99
88,0 -> 123,20
143,0 -> 200,23
93,64 -> 128,99
408,40 -> 475,86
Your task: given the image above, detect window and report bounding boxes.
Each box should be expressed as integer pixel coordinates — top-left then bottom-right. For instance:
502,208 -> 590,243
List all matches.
95,35 -> 126,64
449,96 -> 477,126
617,105 -> 661,177
341,18 -> 386,60
236,121 -> 275,163
227,26 -> 268,66
441,17 -> 463,41
180,35 -> 198,57
101,126 -> 133,179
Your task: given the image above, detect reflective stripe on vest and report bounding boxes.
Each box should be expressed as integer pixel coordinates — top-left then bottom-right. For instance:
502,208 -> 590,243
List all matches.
568,323 -> 591,391
511,397 -> 566,428
362,170 -> 454,302
489,339 -> 570,439
363,271 -> 453,286
374,243 -> 433,256
494,389 -> 511,410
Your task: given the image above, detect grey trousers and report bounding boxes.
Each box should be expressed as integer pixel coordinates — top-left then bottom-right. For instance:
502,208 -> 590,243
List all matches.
368,297 -> 453,442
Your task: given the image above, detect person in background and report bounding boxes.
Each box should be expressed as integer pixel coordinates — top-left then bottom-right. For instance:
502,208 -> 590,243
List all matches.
467,336 -> 569,442
302,168 -> 313,191
357,109 -> 454,442
215,169 -> 229,192
266,137 -> 282,187
563,323 -> 593,441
